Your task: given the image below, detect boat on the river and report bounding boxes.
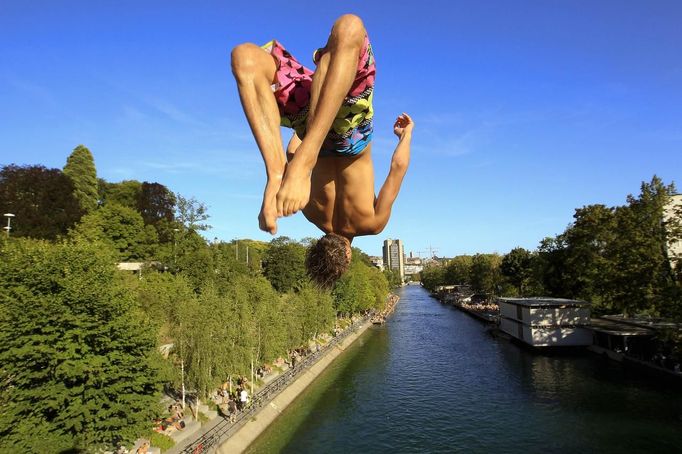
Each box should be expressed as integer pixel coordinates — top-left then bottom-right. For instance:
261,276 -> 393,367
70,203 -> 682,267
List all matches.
498,297 -> 592,347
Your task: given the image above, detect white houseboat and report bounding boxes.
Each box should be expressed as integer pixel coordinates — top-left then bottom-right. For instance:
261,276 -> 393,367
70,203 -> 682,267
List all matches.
498,297 -> 592,347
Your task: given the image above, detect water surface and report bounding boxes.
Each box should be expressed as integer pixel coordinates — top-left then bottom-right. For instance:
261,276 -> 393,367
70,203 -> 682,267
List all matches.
247,286 -> 682,453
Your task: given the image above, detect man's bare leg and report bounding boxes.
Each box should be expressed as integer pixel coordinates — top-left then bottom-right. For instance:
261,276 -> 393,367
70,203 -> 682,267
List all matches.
276,14 -> 366,217
231,43 -> 286,234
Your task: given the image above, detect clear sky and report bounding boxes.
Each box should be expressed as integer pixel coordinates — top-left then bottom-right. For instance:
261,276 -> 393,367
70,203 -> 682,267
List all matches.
1,1 -> 681,258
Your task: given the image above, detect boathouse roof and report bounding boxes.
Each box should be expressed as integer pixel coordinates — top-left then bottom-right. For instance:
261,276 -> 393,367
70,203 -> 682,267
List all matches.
498,297 -> 591,308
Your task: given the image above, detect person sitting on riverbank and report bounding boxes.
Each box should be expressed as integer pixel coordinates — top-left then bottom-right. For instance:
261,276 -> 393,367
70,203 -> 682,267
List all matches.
136,440 -> 150,454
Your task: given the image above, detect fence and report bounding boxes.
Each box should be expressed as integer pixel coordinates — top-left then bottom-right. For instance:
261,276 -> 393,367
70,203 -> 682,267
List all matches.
179,315 -> 371,454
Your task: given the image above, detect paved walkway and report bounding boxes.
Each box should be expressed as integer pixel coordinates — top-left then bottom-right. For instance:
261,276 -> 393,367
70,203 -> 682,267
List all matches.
166,316 -> 373,454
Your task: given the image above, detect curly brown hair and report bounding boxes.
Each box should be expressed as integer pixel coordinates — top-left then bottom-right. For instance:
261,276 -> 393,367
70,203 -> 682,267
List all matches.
305,233 -> 351,289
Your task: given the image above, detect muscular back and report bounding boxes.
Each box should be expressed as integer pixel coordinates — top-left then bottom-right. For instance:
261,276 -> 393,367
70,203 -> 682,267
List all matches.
303,144 -> 378,238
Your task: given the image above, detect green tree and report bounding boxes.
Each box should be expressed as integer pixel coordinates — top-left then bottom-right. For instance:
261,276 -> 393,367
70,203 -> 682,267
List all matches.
99,179 -> 142,209
0,239 -> 163,452
333,261 -> 375,315
533,236 -> 571,297
63,145 -> 98,212
445,255 -> 473,285
176,283 -> 234,401
263,237 -> 307,293
174,230 -> 213,290
368,266 -> 390,310
606,176 -> 679,316
500,248 -> 533,295
383,268 -> 402,288
561,204 -> 616,304
137,182 -> 177,242
131,271 -> 196,342
420,263 -> 446,292
176,193 -> 211,232
0,164 -> 83,239
288,284 -> 336,345
469,253 -> 502,295
71,203 -> 158,261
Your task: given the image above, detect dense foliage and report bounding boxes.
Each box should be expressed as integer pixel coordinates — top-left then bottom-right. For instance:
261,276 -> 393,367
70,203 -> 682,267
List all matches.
0,164 -> 83,239
0,239 -> 163,452
63,145 -> 99,213
0,145 -> 390,451
421,176 -> 682,320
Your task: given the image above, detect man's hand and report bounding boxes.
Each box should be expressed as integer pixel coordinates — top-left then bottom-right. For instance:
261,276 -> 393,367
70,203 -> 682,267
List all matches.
393,113 -> 414,139
276,162 -> 311,217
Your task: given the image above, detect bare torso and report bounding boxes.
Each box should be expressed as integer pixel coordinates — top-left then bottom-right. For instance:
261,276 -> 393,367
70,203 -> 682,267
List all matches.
302,144 -> 377,239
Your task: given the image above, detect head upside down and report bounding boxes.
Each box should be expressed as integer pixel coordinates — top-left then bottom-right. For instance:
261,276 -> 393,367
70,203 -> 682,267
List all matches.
306,233 -> 352,289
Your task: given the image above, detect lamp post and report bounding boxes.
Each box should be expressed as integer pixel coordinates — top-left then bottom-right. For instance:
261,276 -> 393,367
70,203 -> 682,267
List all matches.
173,228 -> 180,265
3,213 -> 15,237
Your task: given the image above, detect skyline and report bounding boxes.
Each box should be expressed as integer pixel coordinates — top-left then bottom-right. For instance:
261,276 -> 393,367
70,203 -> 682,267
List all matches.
1,1 -> 681,257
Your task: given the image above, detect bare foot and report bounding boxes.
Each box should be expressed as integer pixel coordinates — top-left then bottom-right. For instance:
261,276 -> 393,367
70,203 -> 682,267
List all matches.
259,180 -> 280,234
276,164 -> 311,216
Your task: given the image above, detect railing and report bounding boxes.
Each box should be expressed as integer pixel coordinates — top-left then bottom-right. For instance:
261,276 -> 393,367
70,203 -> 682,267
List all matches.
179,314 -> 372,454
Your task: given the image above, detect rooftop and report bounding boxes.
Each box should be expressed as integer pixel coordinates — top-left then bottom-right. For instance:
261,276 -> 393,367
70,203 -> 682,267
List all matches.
498,297 -> 591,308
590,317 -> 655,336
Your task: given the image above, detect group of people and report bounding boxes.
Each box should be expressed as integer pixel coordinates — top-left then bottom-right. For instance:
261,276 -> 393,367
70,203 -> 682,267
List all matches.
152,402 -> 186,435
215,377 -> 252,423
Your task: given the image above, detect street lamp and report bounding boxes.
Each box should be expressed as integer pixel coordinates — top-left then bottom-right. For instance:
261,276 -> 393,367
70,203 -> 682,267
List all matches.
3,213 -> 15,237
173,228 -> 180,265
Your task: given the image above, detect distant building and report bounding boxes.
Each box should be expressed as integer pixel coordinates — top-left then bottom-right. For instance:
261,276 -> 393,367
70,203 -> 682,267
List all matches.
369,256 -> 384,271
383,239 -> 405,281
664,194 -> 682,269
498,297 -> 592,347
404,255 -> 423,280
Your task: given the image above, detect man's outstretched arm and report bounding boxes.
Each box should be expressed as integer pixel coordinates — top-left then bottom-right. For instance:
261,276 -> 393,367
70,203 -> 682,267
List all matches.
373,113 -> 414,233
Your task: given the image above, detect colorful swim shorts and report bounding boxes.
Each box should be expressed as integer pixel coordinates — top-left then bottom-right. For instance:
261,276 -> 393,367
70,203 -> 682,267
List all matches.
261,36 -> 375,156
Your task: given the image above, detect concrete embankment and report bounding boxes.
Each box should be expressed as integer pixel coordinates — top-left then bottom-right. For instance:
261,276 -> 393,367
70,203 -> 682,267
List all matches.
216,318 -> 374,453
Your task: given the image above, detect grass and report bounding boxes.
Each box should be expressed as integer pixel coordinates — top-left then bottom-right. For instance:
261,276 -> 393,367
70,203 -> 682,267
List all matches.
150,433 -> 175,453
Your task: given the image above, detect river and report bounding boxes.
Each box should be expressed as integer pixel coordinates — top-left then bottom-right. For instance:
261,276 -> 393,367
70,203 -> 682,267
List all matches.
246,285 -> 682,453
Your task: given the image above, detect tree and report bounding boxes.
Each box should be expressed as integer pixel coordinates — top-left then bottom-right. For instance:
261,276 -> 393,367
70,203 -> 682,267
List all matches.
99,180 -> 142,209
333,261 -> 375,315
63,145 -> 98,213
137,182 -> 176,242
533,236 -> 571,297
445,255 -> 473,285
606,176 -> 679,316
368,266 -> 390,310
0,164 -> 83,239
0,238 -> 163,451
383,268 -> 402,288
420,264 -> 446,292
288,284 -> 335,345
176,193 -> 211,232
70,203 -> 158,261
174,230 -> 213,290
561,204 -> 616,304
501,248 -> 533,295
263,237 -> 307,293
469,254 -> 502,295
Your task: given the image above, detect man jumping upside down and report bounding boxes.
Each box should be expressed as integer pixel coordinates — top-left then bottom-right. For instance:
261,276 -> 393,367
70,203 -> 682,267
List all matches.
231,14 -> 413,288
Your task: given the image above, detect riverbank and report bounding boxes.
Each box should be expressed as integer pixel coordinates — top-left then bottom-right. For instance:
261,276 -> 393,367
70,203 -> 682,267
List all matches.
216,317 -> 375,453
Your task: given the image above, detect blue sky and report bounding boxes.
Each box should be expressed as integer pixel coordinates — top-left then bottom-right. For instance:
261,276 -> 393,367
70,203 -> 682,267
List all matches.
1,1 -> 681,258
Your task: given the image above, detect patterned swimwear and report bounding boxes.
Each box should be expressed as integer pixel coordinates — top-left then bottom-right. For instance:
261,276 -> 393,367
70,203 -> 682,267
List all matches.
261,36 -> 375,156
